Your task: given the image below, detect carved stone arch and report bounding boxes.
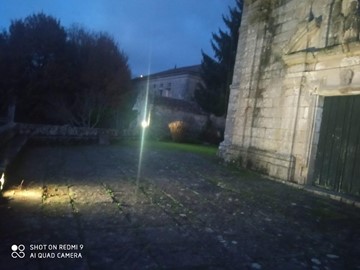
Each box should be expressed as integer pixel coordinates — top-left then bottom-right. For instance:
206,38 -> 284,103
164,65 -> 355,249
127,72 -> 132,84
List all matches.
283,18 -> 322,54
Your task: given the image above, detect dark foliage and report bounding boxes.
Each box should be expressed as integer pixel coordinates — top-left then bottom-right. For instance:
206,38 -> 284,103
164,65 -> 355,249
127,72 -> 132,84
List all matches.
0,13 -> 132,128
195,0 -> 243,116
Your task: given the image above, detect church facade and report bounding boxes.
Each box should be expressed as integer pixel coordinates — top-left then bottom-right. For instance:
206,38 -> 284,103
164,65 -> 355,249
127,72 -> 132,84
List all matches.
219,0 -> 360,196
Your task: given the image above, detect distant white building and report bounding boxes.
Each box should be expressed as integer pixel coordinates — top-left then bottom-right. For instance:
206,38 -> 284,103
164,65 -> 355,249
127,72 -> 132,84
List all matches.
132,65 -> 203,104
131,65 -> 208,140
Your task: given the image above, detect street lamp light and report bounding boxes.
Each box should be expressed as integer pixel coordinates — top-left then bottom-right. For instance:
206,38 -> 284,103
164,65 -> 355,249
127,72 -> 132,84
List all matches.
141,119 -> 149,128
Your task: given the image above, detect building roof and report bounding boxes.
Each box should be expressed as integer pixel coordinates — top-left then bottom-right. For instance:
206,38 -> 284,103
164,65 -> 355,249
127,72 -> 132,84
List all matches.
133,65 -> 201,82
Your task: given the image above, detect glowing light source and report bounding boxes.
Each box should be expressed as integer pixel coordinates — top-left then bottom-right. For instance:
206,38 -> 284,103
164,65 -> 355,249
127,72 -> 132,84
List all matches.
141,120 -> 148,128
141,112 -> 151,128
0,173 -> 4,190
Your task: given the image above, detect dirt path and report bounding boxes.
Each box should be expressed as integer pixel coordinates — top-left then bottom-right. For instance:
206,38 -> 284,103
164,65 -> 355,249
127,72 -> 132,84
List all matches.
0,143 -> 359,269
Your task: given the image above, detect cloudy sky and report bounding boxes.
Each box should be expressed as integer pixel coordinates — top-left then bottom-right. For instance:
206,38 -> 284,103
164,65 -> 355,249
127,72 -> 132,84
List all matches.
0,0 -> 236,77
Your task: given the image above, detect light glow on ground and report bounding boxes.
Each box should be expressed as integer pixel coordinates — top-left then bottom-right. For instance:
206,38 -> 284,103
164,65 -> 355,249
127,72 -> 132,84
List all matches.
3,188 -> 42,201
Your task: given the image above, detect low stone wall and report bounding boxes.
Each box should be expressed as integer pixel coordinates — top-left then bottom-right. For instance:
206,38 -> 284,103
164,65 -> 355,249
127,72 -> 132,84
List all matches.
17,123 -> 121,144
0,123 -> 122,182
150,105 -> 208,141
131,96 -> 225,143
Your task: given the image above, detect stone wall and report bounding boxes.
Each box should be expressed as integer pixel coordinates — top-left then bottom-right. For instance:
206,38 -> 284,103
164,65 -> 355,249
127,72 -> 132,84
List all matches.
151,104 -> 208,142
134,98 -> 208,141
131,95 -> 226,143
220,0 -> 360,184
17,123 -> 120,144
0,123 -> 121,182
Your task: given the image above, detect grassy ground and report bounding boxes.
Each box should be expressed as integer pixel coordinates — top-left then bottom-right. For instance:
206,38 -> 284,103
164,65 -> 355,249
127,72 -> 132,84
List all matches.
146,141 -> 218,156
120,139 -> 218,157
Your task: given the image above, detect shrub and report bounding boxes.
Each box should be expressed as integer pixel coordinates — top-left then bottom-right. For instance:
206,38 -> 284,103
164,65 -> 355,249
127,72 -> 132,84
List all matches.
168,121 -> 188,142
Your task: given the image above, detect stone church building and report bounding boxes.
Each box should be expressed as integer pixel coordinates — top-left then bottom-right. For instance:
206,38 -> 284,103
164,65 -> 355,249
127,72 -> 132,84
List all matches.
219,0 -> 360,196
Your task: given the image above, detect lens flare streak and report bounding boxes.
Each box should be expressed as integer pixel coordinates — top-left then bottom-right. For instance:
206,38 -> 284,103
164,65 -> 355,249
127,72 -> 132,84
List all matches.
136,48 -> 152,196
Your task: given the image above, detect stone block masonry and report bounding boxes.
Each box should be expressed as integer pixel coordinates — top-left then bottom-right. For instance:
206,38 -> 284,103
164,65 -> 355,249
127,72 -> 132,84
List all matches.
219,0 -> 360,188
17,123 -> 120,144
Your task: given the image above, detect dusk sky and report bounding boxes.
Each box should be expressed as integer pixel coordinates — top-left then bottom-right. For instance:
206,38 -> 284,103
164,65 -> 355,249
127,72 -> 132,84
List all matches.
1,0 -> 236,77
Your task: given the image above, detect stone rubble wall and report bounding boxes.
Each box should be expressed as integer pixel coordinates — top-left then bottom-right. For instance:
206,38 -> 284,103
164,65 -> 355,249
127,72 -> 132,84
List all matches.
144,105 -> 209,141
0,122 -> 122,174
220,0 -> 360,184
17,123 -> 121,144
131,97 -> 224,143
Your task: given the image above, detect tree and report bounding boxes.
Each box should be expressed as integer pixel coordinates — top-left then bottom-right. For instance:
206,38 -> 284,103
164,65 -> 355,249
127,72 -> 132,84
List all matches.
195,0 -> 243,116
6,13 -> 68,123
49,26 -> 131,128
0,30 -> 10,116
1,13 -> 132,128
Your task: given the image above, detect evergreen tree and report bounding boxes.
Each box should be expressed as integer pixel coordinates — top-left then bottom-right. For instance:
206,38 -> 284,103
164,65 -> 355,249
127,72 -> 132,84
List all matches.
195,0 -> 243,116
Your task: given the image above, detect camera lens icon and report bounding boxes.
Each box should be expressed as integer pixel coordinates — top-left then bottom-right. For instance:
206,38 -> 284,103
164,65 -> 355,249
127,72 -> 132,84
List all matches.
11,244 -> 25,259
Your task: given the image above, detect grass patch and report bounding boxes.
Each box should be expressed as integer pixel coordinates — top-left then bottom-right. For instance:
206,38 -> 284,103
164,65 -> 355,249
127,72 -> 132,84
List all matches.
146,141 -> 218,157
119,140 -> 218,157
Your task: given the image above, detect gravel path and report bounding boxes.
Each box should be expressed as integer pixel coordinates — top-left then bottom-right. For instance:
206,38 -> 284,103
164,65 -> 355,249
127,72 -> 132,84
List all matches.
0,143 -> 359,270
